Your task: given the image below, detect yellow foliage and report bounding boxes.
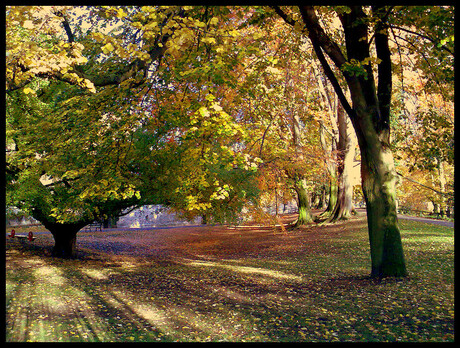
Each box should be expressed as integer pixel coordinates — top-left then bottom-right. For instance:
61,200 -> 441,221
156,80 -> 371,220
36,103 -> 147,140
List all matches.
101,43 -> 115,54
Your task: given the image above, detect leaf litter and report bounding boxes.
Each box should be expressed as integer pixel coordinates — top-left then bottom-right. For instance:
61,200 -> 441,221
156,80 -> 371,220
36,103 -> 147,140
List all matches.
5,214 -> 454,342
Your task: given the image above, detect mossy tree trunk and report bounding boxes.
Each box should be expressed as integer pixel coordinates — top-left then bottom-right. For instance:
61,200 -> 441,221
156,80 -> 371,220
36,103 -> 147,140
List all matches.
294,5 -> 408,277
294,178 -> 314,227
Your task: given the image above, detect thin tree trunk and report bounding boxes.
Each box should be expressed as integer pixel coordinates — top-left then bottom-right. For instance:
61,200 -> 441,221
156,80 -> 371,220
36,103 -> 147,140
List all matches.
436,157 -> 447,216
318,123 -> 338,219
320,185 -> 327,209
289,110 -> 314,227
326,101 -> 357,222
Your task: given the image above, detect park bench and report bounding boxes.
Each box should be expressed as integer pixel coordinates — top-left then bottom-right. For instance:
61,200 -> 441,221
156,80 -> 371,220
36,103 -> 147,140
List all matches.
7,230 -> 35,241
84,222 -> 103,232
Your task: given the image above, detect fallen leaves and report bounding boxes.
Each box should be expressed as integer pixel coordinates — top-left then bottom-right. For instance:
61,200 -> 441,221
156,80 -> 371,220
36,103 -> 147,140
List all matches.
5,215 -> 454,342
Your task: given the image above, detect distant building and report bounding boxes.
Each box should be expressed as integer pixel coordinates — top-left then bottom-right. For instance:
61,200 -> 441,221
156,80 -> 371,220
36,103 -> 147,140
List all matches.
116,205 -> 202,228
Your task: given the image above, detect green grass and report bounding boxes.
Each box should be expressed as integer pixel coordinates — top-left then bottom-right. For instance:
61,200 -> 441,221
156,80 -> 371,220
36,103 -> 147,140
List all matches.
5,217 -> 454,342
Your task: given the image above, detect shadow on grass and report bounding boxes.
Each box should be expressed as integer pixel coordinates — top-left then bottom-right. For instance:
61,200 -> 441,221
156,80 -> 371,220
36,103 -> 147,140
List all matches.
10,235 -> 382,342
6,215 -> 454,342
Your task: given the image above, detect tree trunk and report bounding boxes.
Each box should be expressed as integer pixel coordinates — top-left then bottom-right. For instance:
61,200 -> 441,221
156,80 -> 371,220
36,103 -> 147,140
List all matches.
49,227 -> 79,258
321,172 -> 338,218
294,178 -> 314,227
320,185 -> 328,209
275,5 -> 408,277
436,157 -> 447,216
318,123 -> 338,220
39,221 -> 83,258
359,142 -> 407,277
30,205 -> 87,258
326,101 -> 357,222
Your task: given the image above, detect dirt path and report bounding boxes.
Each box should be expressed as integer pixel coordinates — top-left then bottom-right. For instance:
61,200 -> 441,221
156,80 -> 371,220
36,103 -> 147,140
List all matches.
353,207 -> 454,228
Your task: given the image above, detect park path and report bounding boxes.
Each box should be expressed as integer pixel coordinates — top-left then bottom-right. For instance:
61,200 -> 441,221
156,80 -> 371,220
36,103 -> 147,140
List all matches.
353,207 -> 454,228
397,214 -> 454,228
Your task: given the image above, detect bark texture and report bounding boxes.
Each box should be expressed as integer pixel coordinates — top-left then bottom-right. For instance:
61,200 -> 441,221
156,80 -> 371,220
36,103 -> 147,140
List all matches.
325,102 -> 357,222
294,179 -> 314,227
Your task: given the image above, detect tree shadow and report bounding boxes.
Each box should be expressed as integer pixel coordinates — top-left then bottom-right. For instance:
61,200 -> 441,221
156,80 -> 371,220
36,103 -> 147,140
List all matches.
7,240 -> 328,341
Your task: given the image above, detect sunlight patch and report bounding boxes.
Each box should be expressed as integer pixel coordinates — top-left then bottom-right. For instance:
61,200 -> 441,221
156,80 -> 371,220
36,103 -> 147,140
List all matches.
24,258 -> 46,266
81,268 -> 109,280
33,265 -> 66,285
186,260 -> 302,281
133,305 -> 168,325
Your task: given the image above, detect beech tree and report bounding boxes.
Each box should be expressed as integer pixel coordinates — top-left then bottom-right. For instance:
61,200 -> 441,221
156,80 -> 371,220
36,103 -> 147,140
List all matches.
272,5 -> 453,277
6,6 -> 260,256
311,61 -> 358,222
273,5 -> 410,277
6,6 -> 453,269
324,102 -> 358,222
232,16 -> 324,226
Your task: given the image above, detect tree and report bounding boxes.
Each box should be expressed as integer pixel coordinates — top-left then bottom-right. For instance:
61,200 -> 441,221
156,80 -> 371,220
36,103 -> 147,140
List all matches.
273,5 -> 409,277
6,6 -> 262,257
311,63 -> 358,222
231,16 -> 324,226
391,75 -> 454,215
6,77 -> 144,257
127,6 -> 263,224
6,6 -> 185,257
324,102 -> 358,222
272,5 -> 454,277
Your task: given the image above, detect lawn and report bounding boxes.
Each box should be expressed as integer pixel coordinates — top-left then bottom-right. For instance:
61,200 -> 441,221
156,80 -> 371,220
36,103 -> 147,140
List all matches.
5,214 -> 454,342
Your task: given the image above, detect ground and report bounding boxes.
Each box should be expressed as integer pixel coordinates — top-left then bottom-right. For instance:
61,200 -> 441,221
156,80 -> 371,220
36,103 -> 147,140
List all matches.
5,212 -> 454,342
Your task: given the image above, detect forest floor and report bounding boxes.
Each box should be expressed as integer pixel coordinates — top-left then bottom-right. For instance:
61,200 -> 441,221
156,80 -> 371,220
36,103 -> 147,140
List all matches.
5,213 -> 454,342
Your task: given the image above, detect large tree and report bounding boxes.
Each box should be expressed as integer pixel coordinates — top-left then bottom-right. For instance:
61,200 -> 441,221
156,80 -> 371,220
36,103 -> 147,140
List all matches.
272,6 -> 409,277
6,6 -> 261,256
273,5 -> 453,277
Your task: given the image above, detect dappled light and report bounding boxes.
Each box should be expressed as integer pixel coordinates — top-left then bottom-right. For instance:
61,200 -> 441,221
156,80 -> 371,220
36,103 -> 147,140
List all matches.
6,214 -> 454,342
6,4 -> 454,342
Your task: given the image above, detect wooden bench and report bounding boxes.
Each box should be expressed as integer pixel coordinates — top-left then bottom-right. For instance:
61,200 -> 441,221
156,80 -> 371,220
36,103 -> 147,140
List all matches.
8,230 -> 35,241
84,222 -> 103,232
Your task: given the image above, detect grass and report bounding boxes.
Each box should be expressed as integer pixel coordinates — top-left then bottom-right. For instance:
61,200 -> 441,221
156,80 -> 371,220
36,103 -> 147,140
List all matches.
5,215 -> 454,342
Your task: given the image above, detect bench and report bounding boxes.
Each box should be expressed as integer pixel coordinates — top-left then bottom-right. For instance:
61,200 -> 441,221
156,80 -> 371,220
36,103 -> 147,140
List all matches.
8,230 -> 35,241
84,222 -> 103,232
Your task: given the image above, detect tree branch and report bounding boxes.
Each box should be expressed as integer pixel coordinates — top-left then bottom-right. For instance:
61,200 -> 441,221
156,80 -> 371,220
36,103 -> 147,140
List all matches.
310,40 -> 355,120
373,6 -> 392,133
389,24 -> 454,57
296,6 -> 358,121
298,6 -> 347,68
396,172 -> 454,197
54,10 -> 75,43
270,6 -> 298,27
